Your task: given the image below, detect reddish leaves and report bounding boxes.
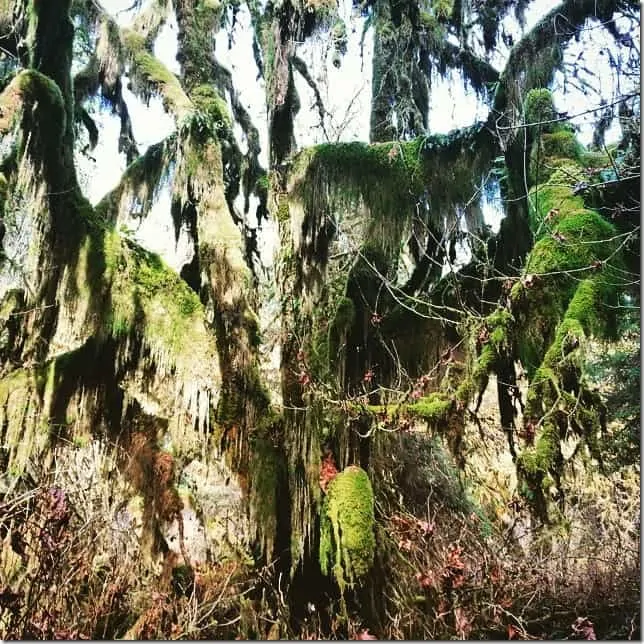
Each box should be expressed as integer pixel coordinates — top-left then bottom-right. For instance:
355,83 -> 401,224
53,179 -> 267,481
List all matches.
508,623 -> 520,640
319,452 -> 339,493
442,544 -> 466,590
571,617 -> 597,640
454,606 -> 472,639
415,571 -> 434,590
354,628 -> 377,640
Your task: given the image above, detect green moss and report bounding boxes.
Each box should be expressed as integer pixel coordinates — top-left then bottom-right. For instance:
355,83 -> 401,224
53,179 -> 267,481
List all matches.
431,0 -> 453,19
74,227 -> 215,372
526,206 -> 616,276
289,126 -> 493,255
407,393 -> 452,425
528,183 -> 585,233
518,421 -> 558,475
524,88 -> 556,130
540,130 -> 581,160
0,70 -> 65,146
319,465 -> 375,590
121,29 -> 192,118
189,83 -> 232,130
250,426 -> 285,559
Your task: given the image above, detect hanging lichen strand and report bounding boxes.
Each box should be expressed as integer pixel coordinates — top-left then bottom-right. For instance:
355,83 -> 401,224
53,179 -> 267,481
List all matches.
462,90 -> 623,521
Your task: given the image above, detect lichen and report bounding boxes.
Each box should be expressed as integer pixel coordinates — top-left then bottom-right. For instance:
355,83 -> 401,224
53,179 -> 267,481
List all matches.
319,465 -> 375,591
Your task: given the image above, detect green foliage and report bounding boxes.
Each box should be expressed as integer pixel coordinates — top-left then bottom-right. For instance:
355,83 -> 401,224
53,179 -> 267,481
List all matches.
319,466 -> 375,590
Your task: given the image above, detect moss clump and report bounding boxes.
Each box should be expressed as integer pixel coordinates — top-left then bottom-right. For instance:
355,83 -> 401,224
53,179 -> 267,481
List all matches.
72,227 -> 217,379
189,84 -> 231,130
524,87 -> 556,130
319,465 -> 375,590
540,130 -> 581,160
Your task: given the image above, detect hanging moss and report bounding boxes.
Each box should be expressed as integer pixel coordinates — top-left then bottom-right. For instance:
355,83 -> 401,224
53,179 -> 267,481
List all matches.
69,224 -> 218,380
95,134 -> 176,225
288,124 -> 495,263
327,295 -> 355,366
319,465 -> 375,591
121,29 -> 193,119
249,421 -> 286,561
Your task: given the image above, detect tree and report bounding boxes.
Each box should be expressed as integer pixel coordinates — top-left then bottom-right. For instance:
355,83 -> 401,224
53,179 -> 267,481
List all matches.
0,0 -> 639,638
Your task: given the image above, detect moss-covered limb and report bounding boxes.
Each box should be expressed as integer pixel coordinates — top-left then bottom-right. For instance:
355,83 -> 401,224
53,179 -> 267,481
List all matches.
130,0 -> 170,45
468,126 -> 624,519
173,131 -> 270,480
83,0 -> 193,123
174,0 -> 220,92
212,60 -> 266,220
288,124 -> 496,283
523,278 -> 613,423
72,12 -> 139,162
370,0 -> 428,142
121,29 -> 193,120
429,36 -> 499,97
105,236 -> 218,373
509,131 -> 621,378
27,0 -> 75,155
493,0 -> 636,124
257,0 -> 304,167
319,465 -> 375,591
517,363 -> 608,521
456,0 -> 530,51
0,70 -> 65,139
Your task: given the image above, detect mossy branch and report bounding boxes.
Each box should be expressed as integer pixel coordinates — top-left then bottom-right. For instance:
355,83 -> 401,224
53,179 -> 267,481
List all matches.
493,0 -> 637,123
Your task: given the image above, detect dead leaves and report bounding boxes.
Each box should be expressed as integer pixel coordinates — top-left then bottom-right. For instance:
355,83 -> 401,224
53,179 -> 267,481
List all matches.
571,617 -> 597,640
